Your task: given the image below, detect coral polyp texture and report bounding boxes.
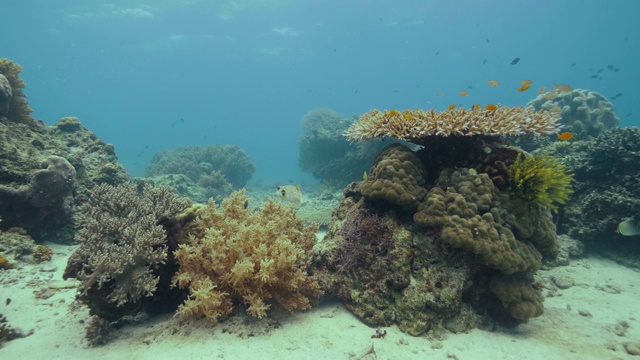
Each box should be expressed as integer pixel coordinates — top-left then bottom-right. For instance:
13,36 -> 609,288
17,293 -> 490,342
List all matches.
345,106 -> 561,144
526,88 -> 619,138
172,189 -> 322,321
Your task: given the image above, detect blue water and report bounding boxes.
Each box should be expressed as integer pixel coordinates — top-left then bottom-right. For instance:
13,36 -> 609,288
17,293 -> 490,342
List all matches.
2,0 -> 638,183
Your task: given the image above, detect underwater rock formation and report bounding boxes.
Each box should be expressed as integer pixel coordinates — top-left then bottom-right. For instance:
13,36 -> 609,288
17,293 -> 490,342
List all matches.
298,108 -> 388,187
146,145 -> 255,202
313,106 -> 564,336
527,88 -> 619,139
557,127 -> 640,250
0,115 -> 129,243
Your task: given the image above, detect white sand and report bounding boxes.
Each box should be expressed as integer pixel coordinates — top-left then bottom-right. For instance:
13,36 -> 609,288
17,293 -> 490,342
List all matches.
1,243 -> 639,360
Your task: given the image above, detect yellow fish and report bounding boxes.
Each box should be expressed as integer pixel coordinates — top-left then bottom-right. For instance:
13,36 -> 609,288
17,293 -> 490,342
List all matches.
363,171 -> 368,180
276,185 -> 302,208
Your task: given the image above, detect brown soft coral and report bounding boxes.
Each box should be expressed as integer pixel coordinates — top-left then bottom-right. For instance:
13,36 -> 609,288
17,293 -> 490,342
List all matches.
414,169 -> 543,275
173,189 -> 322,321
361,143 -> 427,210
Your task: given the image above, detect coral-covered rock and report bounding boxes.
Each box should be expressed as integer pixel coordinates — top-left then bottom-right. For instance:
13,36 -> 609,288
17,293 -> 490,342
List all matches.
527,88 -> 618,138
0,114 -> 129,243
173,189 -> 322,321
0,58 -> 36,128
63,183 -> 192,321
361,143 -> 427,211
298,108 -> 388,186
0,74 -> 11,115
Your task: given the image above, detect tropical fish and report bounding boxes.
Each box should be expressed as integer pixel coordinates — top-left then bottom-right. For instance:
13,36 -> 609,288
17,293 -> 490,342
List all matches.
438,92 -> 445,97
616,218 -> 640,236
544,91 -> 558,100
538,86 -> 547,94
518,80 -> 533,92
553,84 -> 573,92
511,57 -> 520,65
485,104 -> 498,111
448,104 -> 455,110
276,185 -> 302,208
386,109 -> 400,117
363,171 -> 368,180
458,90 -> 469,96
472,104 -> 481,110
487,80 -> 500,87
403,112 -> 414,121
557,131 -> 573,141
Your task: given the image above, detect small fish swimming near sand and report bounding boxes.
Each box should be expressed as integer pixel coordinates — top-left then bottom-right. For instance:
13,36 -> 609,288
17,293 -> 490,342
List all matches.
276,185 -> 303,208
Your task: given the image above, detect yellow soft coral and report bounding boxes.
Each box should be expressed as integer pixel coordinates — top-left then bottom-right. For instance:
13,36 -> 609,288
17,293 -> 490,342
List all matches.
509,153 -> 573,213
172,189 -> 322,321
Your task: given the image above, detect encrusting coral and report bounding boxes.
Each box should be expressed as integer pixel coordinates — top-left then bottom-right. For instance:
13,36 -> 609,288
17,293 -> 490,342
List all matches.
63,182 -> 192,320
172,189 -> 322,321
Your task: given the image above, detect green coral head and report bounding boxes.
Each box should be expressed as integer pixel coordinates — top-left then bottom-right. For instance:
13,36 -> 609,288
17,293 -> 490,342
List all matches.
509,152 -> 574,213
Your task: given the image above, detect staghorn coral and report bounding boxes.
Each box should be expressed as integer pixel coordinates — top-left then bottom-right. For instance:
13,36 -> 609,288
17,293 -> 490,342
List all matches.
0,58 -> 36,128
526,88 -> 618,138
63,182 -> 191,320
172,189 -> 322,321
509,153 -> 573,213
361,143 -> 427,211
345,107 -> 561,144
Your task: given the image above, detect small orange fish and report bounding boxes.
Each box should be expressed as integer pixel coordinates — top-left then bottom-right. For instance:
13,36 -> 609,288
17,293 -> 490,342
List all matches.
472,104 -> 481,110
557,131 -> 573,141
438,92 -> 445,97
518,83 -> 532,92
485,104 -> 498,111
387,109 -> 400,117
521,79 -> 533,86
404,112 -> 414,121
553,84 -> 573,92
538,86 -> 547,94
448,104 -> 455,110
544,91 -> 558,100
487,80 -> 500,87
458,90 -> 469,96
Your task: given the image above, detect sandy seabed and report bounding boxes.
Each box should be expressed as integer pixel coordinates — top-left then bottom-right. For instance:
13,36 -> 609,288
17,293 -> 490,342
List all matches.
1,242 -> 639,360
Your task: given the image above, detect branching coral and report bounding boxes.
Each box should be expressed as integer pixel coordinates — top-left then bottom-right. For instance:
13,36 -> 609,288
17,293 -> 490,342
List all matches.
172,189 -> 322,321
63,183 -> 192,317
345,107 -> 561,143
509,153 -> 573,213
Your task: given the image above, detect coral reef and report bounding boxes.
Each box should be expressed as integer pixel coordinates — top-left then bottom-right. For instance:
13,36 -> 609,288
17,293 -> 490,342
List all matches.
0,58 -> 36,128
63,182 -> 192,321
527,88 -> 619,138
509,153 -> 574,213
557,127 -> 640,251
0,114 -> 129,243
0,227 -> 37,261
0,156 -> 76,236
312,105 -> 561,336
298,108 -> 389,187
146,145 -> 255,190
0,314 -> 29,347
172,189 -> 322,321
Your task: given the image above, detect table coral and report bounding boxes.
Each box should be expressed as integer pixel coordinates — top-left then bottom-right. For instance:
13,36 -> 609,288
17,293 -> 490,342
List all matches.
172,189 -> 322,321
